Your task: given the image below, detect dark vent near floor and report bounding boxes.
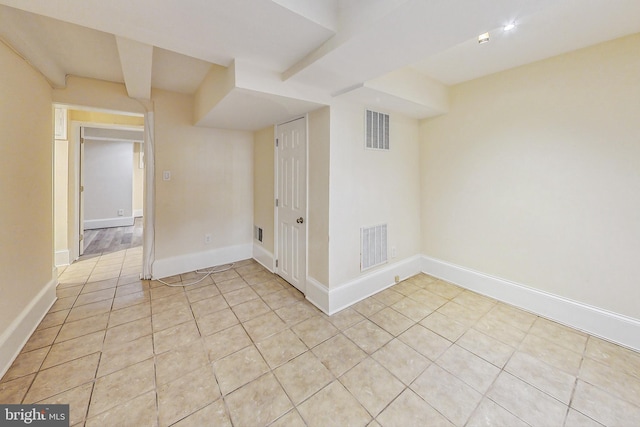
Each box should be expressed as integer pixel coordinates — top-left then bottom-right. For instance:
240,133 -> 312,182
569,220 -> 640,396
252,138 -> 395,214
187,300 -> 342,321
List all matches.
365,109 -> 390,150
361,223 -> 388,270
254,225 -> 263,243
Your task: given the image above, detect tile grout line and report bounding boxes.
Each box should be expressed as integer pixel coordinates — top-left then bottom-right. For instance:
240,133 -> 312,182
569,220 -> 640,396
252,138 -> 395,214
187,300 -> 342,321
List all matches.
6,255 -> 640,426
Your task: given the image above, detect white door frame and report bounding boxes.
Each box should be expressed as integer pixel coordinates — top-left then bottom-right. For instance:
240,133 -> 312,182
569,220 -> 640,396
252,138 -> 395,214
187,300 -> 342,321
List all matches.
274,115 -> 309,293
70,120 -> 144,261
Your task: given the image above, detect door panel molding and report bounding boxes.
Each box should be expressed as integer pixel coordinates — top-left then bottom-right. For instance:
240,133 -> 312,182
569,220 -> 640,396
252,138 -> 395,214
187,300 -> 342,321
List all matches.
274,116 -> 307,294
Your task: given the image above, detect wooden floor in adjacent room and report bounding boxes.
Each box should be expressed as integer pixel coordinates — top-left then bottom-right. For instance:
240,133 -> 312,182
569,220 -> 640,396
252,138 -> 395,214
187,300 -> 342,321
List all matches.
82,217 -> 143,256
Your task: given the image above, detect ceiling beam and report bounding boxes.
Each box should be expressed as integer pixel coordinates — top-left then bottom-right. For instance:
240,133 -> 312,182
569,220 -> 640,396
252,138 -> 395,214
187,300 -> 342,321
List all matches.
115,36 -> 153,100
283,0 -> 558,94
0,6 -> 66,87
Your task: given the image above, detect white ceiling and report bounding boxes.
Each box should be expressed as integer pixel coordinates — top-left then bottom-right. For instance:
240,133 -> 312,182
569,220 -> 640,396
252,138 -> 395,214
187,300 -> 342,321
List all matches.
1,0 -> 639,129
411,0 -> 640,85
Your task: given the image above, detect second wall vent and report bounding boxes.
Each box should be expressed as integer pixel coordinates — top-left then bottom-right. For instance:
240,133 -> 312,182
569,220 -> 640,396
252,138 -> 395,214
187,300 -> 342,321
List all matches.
365,109 -> 390,150
361,224 -> 388,271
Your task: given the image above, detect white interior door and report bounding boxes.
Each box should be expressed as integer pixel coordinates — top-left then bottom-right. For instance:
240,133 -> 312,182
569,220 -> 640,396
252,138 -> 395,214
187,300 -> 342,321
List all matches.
276,117 -> 307,293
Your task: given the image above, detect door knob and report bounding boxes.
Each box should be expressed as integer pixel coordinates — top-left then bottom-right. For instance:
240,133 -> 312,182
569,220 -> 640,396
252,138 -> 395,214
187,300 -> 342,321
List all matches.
296,217 -> 304,224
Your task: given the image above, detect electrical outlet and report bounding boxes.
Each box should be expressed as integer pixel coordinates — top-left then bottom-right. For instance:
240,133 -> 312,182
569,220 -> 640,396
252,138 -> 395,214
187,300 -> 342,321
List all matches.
391,246 -> 397,258
163,170 -> 171,181
204,233 -> 212,244
117,209 -> 124,216
394,275 -> 400,283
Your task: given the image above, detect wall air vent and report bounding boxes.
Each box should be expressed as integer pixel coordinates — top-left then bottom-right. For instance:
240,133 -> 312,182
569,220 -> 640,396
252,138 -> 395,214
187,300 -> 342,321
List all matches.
365,109 -> 389,150
361,224 -> 388,271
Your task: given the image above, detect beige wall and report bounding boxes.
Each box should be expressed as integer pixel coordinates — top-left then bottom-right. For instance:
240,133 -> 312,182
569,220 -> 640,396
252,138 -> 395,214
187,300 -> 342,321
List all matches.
133,142 -> 144,215
153,88 -> 254,261
420,33 -> 640,319
0,41 -> 54,356
308,107 -> 331,285
329,101 -> 422,287
68,110 -> 144,126
253,126 -> 275,254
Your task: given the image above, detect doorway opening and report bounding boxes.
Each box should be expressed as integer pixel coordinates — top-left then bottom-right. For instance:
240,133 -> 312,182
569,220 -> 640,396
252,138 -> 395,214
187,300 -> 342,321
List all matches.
79,126 -> 145,257
53,105 -> 145,266
78,125 -> 145,258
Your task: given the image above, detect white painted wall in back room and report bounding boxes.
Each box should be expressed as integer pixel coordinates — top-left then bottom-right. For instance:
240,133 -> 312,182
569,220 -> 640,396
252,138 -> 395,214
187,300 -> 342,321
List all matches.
83,139 -> 134,229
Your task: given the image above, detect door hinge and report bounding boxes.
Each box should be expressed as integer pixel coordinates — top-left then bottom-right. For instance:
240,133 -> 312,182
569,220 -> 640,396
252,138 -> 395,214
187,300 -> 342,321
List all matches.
79,234 -> 84,241
276,138 -> 279,147
275,198 -> 279,207
275,259 -> 278,268
80,185 -> 84,192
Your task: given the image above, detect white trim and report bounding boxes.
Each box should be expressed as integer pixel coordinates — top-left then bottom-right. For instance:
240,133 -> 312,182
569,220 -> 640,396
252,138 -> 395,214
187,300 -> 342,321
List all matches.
84,217 -> 135,230
152,243 -> 252,279
273,126 -> 279,277
305,276 -> 330,314
328,255 -> 423,315
0,276 -> 57,378
133,209 -> 143,218
141,110 -> 155,280
422,255 -> 640,352
72,121 -> 81,261
306,255 -> 423,315
253,243 -> 274,273
55,250 -> 70,267
54,107 -> 67,140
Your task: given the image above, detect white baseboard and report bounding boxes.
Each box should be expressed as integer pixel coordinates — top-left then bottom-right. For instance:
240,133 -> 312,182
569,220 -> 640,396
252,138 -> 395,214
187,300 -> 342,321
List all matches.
305,276 -> 330,314
328,255 -> 424,315
133,209 -> 143,218
422,255 -> 640,352
84,217 -> 135,230
152,243 -> 253,279
55,250 -> 70,267
253,243 -> 274,273
0,275 -> 57,379
307,255 -> 423,315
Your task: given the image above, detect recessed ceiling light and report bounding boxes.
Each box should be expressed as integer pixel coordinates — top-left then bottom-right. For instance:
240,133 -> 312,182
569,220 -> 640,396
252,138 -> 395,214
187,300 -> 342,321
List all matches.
478,32 -> 490,44
504,22 -> 516,31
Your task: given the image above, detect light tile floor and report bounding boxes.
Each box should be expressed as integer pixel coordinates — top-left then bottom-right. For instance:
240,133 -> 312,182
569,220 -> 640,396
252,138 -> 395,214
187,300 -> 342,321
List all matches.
2,247 -> 640,426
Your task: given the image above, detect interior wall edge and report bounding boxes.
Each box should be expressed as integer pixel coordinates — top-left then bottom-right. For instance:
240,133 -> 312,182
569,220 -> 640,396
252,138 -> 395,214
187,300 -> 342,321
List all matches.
252,244 -> 274,273
422,255 -> 640,352
0,276 -> 57,379
305,276 -> 330,315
